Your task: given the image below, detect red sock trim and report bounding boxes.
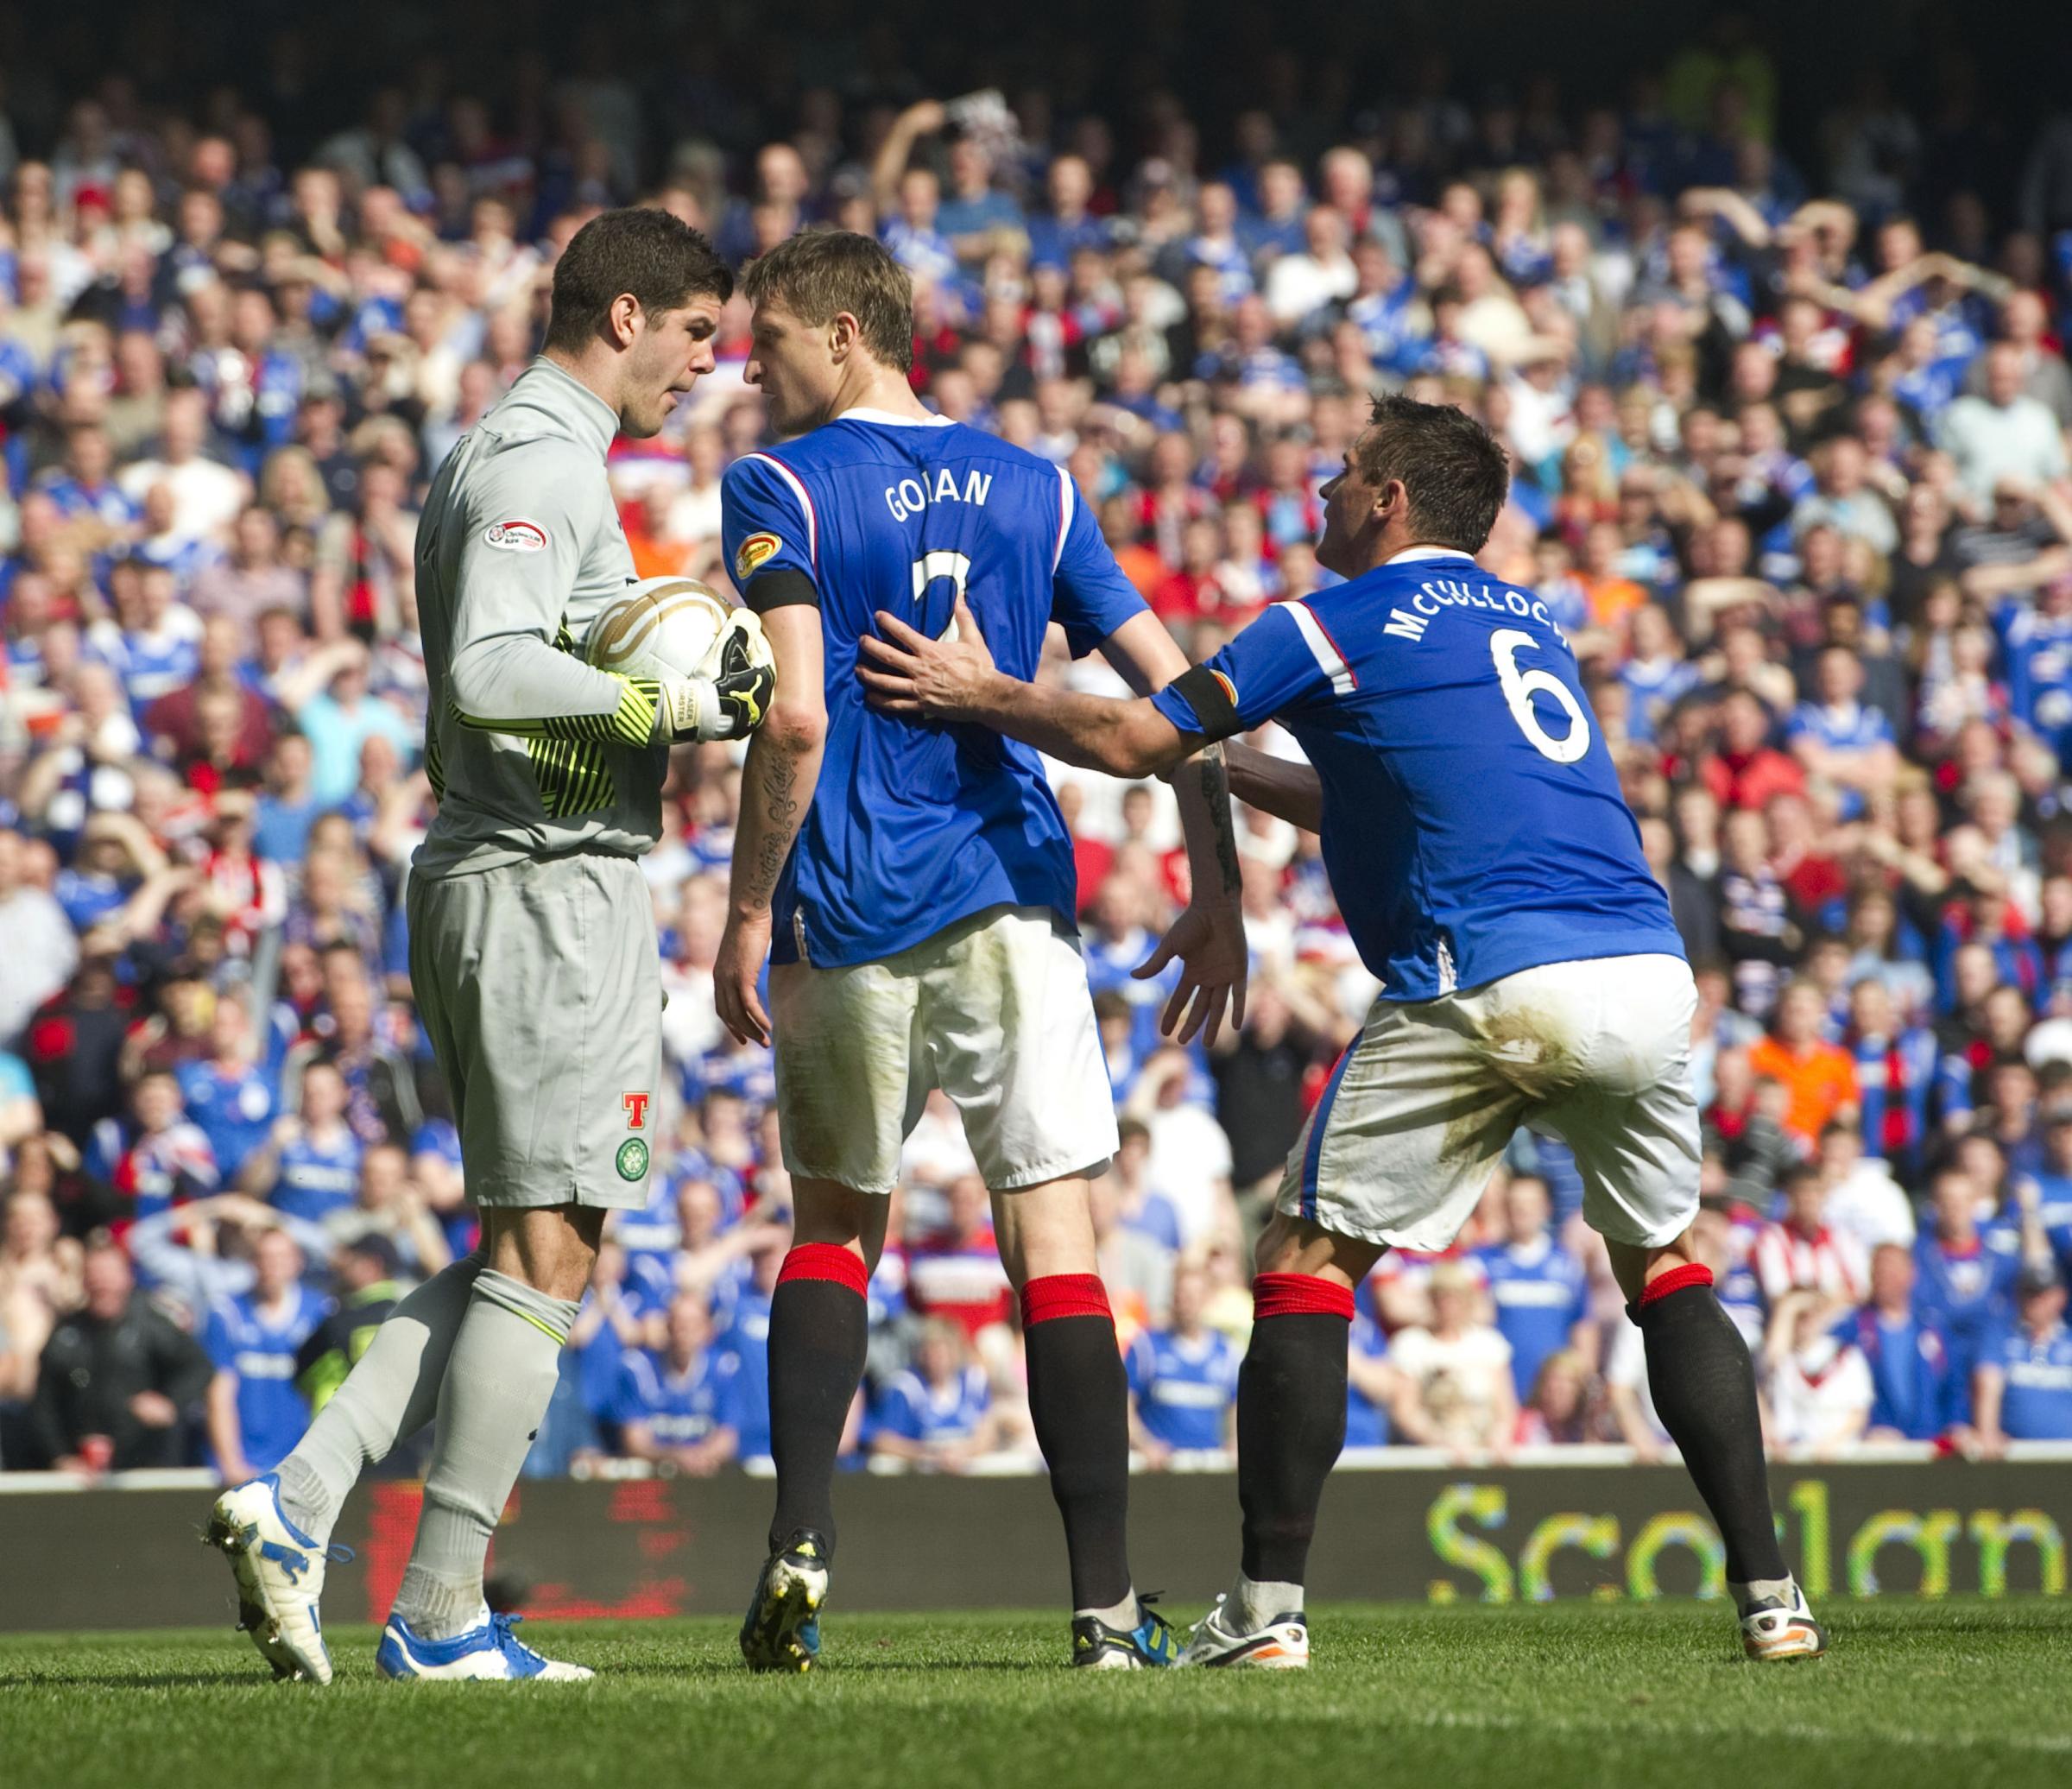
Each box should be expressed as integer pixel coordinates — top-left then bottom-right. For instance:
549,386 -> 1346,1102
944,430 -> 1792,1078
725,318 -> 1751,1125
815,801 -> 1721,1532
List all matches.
1020,1273 -> 1112,1327
1639,1261 -> 1714,1306
776,1243 -> 869,1297
1252,1273 -> 1355,1321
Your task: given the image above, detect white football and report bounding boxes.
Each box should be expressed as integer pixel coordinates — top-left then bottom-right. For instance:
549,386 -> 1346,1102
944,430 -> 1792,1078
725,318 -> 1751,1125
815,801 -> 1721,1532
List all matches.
586,576 -> 734,680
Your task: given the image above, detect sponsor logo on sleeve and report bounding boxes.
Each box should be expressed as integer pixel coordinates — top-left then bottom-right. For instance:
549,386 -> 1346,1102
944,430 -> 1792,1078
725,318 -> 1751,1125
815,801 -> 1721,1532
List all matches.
734,532 -> 782,582
485,519 -> 549,553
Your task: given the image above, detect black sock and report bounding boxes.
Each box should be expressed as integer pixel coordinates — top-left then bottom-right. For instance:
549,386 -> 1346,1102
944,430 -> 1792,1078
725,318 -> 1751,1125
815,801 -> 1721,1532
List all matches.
1637,1277 -> 1788,1585
1021,1275 -> 1132,1613
1238,1275 -> 1352,1587
767,1249 -> 869,1558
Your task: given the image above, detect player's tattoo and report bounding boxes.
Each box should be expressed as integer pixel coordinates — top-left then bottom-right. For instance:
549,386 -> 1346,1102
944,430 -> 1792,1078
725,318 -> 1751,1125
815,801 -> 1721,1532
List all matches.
743,736 -> 802,907
1197,743 -> 1241,898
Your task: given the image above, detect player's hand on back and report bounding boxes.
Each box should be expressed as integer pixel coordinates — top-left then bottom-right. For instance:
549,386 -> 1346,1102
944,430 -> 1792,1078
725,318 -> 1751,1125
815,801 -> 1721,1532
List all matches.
1134,901 -> 1249,1048
858,596 -> 1000,721
715,907 -> 775,1048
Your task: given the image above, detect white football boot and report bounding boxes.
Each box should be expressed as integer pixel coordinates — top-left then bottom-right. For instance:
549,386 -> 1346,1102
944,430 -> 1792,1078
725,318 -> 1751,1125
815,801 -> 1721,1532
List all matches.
205,1473 -> 339,1684
1739,1577 -> 1828,1661
1174,1594 -> 1311,1669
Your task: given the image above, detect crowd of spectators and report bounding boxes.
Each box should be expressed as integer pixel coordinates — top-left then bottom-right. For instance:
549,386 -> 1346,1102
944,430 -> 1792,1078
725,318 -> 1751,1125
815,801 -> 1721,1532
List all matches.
7,18 -> 2072,1483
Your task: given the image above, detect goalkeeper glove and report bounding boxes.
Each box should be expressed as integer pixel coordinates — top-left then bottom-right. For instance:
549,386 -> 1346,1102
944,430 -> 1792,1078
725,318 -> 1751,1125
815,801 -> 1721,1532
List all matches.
656,622 -> 776,742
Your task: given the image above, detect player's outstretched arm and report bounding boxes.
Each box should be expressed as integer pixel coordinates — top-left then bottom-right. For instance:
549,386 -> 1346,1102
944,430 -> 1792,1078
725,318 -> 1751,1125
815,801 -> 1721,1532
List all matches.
717,605 -> 826,1047
860,597 -> 1194,779
1222,739 -> 1323,833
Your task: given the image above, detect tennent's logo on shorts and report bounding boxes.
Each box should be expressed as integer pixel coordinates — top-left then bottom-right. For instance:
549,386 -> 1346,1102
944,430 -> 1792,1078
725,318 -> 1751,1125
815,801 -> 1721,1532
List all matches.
622,1091 -> 650,1130
484,519 -> 548,553
734,532 -> 781,582
616,1136 -> 650,1181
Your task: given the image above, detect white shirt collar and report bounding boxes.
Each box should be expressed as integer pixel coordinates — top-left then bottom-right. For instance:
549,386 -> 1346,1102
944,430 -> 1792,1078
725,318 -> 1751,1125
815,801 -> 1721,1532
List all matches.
1386,545 -> 1479,566
837,406 -> 956,428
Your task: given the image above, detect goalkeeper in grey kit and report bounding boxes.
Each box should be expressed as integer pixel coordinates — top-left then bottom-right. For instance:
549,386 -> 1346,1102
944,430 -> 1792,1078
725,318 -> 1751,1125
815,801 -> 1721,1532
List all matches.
205,209 -> 773,1684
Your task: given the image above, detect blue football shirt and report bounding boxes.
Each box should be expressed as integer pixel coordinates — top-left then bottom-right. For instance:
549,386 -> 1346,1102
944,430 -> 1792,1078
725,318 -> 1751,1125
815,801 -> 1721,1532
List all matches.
1471,1236 -> 1589,1400
203,1286 -> 325,1472
268,1128 -> 364,1225
1124,1325 -> 1241,1451
611,1347 -> 741,1448
1991,1319 -> 2072,1440
1151,547 -> 1684,998
721,411 -> 1147,969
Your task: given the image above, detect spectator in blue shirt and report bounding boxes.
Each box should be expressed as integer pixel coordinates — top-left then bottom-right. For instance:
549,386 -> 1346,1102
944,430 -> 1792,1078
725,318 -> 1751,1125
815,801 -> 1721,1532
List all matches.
870,1318 -> 1003,1469
1851,1242 -> 1958,1441
251,730 -> 322,866
1786,648 -> 1898,820
611,1291 -> 742,1475
176,992 -> 275,1188
1126,1262 -> 1240,1461
200,1225 -> 325,1482
241,1059 -> 363,1225
1025,155 -> 1109,269
2019,1108 -> 2072,1284
290,642 -> 417,810
1471,1175 -> 1593,1400
1976,1263 -> 2072,1445
1914,1165 -> 2023,1421
880,168 -> 961,289
1618,603 -> 1702,746
936,130 -> 1024,260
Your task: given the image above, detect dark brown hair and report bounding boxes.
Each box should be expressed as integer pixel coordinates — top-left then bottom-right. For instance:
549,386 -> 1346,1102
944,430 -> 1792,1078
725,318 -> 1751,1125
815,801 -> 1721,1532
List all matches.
542,207 -> 733,353
741,228 -> 914,372
1355,393 -> 1511,553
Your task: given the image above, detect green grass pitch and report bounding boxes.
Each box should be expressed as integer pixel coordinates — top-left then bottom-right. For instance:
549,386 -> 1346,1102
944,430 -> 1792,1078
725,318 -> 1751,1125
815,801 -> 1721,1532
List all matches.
3,1601 -> 2067,1789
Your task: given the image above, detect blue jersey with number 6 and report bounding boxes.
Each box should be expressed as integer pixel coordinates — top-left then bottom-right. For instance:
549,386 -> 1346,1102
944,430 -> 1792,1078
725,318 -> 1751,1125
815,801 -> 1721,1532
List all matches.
1150,547 -> 1682,1000
721,411 -> 1147,970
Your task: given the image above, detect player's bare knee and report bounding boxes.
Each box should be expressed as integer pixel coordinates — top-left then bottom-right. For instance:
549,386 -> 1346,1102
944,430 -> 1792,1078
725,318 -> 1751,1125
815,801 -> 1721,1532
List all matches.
990,1175 -> 1096,1286
791,1177 -> 887,1267
1254,1212 -> 1380,1285
485,1204 -> 604,1300
1607,1228 -> 1697,1305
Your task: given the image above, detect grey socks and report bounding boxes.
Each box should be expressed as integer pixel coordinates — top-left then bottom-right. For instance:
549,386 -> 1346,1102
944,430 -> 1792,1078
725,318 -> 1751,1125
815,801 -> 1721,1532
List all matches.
276,1252 -> 486,1543
390,1268 -> 578,1640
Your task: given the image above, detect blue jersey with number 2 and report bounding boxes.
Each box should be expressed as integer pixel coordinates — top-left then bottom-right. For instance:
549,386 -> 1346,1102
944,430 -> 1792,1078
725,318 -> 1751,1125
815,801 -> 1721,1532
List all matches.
722,411 -> 1147,970
1150,547 -> 1682,1000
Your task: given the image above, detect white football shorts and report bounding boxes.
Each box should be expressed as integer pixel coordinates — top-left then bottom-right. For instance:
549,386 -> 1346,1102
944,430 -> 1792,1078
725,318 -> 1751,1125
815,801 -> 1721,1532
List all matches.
770,903 -> 1119,1195
1279,953 -> 1701,1252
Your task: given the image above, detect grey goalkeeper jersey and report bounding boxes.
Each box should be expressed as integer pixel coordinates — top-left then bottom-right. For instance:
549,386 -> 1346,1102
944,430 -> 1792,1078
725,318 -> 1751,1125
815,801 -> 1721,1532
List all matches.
413,357 -> 668,880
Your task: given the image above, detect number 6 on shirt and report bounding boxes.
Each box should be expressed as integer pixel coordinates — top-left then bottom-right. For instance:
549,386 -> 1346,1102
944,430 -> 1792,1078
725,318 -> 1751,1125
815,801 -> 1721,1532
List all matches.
1490,628 -> 1591,764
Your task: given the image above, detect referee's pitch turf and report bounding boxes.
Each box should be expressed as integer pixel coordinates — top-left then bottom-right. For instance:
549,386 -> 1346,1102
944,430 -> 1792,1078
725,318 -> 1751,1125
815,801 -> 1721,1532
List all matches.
3,1600 -> 2067,1789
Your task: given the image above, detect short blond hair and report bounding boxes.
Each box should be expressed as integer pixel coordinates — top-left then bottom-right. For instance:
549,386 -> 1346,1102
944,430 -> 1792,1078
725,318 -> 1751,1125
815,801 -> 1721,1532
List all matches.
742,229 -> 914,372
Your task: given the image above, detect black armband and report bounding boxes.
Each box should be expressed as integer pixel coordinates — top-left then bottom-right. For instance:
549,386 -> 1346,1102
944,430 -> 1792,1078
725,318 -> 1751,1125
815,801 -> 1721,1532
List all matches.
742,567 -> 820,614
1166,664 -> 1243,743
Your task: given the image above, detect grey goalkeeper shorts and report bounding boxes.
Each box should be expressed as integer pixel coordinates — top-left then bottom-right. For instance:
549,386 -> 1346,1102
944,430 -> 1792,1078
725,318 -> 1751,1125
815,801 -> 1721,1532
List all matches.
407,850 -> 661,1211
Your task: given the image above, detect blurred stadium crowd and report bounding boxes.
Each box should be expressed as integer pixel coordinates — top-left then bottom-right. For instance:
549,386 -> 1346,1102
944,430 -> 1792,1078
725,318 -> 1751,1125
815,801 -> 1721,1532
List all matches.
6,9 -> 2072,1486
